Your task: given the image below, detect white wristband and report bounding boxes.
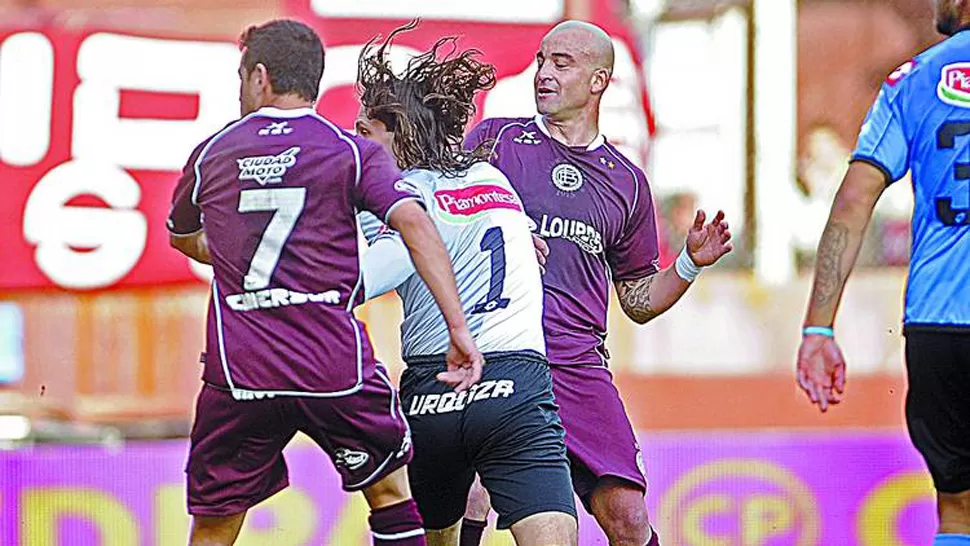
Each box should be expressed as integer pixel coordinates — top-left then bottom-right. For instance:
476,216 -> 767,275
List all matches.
675,247 -> 702,282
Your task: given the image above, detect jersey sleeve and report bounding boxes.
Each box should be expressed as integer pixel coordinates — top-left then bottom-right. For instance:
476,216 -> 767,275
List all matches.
851,84 -> 910,183
360,228 -> 415,300
357,211 -> 393,244
354,139 -> 422,222
607,172 -> 661,281
463,118 -> 498,152
166,139 -> 208,236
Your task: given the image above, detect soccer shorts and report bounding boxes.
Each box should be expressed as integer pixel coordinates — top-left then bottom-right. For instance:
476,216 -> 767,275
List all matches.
904,328 -> 970,493
401,351 -> 576,530
186,365 -> 411,517
550,364 -> 647,512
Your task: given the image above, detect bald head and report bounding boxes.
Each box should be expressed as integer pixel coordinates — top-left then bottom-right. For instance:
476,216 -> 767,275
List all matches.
543,20 -> 614,73
533,19 -> 614,122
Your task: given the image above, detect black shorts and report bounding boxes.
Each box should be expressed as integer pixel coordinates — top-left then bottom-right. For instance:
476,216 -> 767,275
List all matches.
400,351 -> 576,530
904,328 -> 970,493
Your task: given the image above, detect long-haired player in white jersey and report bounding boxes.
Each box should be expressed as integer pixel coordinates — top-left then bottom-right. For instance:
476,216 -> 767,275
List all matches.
353,22 -> 578,546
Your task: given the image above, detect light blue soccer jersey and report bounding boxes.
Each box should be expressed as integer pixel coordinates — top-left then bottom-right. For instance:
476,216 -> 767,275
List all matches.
853,31 -> 970,328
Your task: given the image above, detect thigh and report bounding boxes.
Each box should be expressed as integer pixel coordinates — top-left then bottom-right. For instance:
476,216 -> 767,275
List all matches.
189,513 -> 247,546
467,358 -> 576,530
550,366 -> 646,509
905,331 -> 970,493
400,365 -> 476,530
297,366 -> 412,492
186,384 -> 296,517
509,512 -> 578,546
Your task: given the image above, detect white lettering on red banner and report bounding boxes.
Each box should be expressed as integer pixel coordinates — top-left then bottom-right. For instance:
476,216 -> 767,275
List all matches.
1,12 -> 652,292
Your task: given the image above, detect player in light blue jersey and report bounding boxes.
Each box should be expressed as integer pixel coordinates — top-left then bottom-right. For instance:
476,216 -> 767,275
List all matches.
352,24 -> 578,546
798,2 -> 970,544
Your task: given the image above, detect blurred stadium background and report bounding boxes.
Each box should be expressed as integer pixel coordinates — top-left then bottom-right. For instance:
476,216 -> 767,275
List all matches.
0,0 -> 942,544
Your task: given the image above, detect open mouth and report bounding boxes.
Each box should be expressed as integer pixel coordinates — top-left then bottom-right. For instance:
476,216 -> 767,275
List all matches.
536,87 -> 557,98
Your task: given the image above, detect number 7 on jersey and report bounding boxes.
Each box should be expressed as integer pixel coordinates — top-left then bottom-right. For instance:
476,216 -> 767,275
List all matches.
238,188 -> 307,290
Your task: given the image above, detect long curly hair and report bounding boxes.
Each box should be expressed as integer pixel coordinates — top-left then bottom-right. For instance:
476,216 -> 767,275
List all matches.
357,20 -> 496,177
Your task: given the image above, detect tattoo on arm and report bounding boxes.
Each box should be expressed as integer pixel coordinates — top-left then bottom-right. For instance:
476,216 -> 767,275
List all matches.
813,222 -> 849,307
617,274 -> 659,324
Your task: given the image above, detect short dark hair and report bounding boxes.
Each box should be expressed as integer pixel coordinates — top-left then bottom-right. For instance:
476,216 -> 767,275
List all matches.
238,20 -> 325,102
357,21 -> 496,176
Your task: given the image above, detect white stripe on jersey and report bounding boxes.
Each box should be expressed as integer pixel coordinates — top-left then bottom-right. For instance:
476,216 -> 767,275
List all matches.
211,279 -> 237,392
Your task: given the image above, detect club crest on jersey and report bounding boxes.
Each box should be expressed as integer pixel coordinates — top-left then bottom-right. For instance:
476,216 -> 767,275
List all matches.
886,60 -> 916,86
237,146 -> 300,185
938,63 -> 970,108
552,163 -> 584,192
433,184 -> 523,224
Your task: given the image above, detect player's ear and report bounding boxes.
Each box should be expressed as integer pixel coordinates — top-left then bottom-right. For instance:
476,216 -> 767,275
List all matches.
590,68 -> 611,95
253,63 -> 271,93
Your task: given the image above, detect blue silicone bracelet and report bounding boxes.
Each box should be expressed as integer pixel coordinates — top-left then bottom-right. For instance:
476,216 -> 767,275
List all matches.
803,326 -> 834,338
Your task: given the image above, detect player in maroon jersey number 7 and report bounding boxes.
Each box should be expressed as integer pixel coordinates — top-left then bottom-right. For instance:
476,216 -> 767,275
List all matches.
168,19 -> 482,546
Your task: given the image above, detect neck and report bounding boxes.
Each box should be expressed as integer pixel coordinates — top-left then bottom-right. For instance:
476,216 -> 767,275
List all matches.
265,94 -> 314,110
542,108 -> 600,147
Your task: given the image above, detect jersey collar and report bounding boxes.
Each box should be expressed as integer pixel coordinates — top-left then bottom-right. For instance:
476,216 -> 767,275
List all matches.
254,106 -> 316,118
534,115 -> 606,151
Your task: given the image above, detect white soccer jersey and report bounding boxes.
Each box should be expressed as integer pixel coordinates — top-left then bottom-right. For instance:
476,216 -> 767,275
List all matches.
359,162 -> 546,360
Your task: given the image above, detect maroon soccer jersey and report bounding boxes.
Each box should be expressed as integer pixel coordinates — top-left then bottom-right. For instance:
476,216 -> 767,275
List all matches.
466,116 -> 660,367
168,107 -> 416,396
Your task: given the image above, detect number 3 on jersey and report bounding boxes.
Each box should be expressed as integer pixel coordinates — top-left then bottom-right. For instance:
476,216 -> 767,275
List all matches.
472,226 -> 511,314
238,188 -> 307,290
936,121 -> 970,226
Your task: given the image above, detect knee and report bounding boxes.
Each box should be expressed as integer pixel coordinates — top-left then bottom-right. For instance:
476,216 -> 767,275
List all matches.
590,484 -> 650,545
465,479 -> 492,519
940,488 -> 970,530
364,467 -> 413,509
601,505 -> 649,545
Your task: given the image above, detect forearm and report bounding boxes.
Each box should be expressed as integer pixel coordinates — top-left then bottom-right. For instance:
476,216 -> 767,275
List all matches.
805,164 -> 884,327
615,265 -> 690,325
390,204 -> 467,330
804,206 -> 870,327
170,232 -> 211,265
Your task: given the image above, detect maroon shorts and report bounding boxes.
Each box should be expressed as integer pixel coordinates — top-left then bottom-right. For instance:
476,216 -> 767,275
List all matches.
550,365 -> 646,510
186,366 -> 411,517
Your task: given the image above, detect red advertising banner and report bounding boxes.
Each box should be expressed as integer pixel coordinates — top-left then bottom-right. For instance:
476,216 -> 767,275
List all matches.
0,6 -> 653,292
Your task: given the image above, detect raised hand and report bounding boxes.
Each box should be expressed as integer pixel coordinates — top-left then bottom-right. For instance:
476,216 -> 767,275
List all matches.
686,210 -> 733,267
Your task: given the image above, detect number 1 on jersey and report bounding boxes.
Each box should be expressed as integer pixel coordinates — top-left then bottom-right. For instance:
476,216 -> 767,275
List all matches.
472,227 -> 511,314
